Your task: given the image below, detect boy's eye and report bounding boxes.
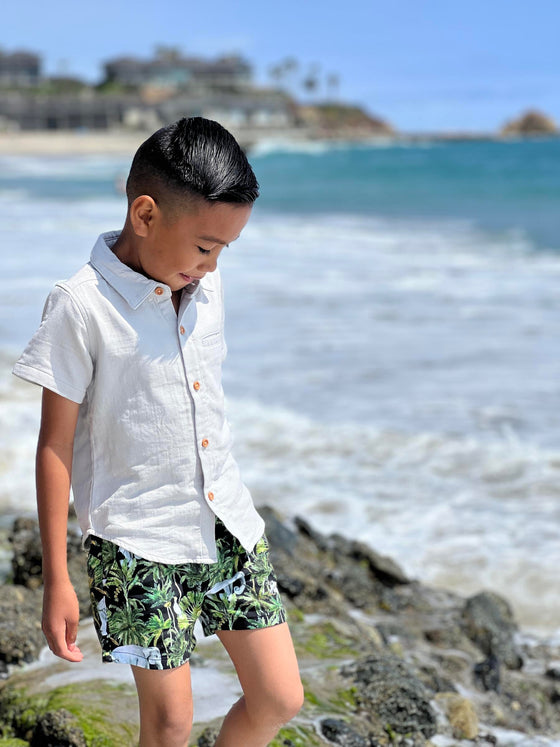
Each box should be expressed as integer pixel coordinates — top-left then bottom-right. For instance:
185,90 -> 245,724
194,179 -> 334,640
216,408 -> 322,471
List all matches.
197,246 -> 211,255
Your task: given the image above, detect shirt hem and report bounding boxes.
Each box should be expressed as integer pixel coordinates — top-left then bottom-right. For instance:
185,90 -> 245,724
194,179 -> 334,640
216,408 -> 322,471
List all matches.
84,530 -> 219,565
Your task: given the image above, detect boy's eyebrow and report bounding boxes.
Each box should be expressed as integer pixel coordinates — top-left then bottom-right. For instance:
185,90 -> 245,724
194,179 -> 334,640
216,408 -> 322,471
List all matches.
196,234 -> 241,245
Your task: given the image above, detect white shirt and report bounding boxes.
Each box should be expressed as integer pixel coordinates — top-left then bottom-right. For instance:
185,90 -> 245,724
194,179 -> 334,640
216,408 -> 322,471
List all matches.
12,230 -> 265,563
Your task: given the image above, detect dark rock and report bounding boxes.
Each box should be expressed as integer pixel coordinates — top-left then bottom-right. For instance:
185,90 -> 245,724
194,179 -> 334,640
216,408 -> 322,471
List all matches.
0,585 -> 44,664
474,654 -> 501,693
196,725 -> 219,746
10,517 -> 43,588
545,664 -> 560,680
30,708 -> 87,746
260,505 -> 300,556
320,718 -> 373,745
461,591 -> 523,669
341,654 -> 437,739
9,516 -> 91,619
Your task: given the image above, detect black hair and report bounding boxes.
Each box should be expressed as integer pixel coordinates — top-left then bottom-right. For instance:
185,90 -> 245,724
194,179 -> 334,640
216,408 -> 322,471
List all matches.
126,117 -> 259,212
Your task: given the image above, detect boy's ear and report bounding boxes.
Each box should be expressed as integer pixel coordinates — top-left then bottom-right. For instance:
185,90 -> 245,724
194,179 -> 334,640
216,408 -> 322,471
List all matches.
129,195 -> 158,237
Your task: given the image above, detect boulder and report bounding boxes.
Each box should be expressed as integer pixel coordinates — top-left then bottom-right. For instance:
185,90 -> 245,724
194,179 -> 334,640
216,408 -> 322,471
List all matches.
30,709 -> 87,747
0,585 -> 44,664
340,654 -> 438,739
461,591 -> 523,669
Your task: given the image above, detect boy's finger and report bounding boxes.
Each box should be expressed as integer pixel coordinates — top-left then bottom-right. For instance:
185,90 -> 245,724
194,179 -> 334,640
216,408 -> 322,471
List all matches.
44,625 -> 83,662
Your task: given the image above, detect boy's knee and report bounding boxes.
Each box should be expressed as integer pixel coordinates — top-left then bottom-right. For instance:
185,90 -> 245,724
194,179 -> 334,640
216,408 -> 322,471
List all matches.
249,679 -> 304,727
140,702 -> 193,746
278,681 -> 305,723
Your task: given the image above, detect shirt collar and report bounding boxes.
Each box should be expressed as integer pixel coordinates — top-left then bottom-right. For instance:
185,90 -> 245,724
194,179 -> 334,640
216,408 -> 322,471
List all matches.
89,230 -> 203,310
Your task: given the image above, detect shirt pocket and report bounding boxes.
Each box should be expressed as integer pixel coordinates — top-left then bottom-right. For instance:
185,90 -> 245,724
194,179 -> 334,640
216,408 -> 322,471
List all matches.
200,331 -> 222,348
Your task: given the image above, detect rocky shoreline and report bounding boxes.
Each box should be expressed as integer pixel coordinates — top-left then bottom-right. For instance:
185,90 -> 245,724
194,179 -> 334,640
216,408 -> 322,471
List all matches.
1,507 -> 559,746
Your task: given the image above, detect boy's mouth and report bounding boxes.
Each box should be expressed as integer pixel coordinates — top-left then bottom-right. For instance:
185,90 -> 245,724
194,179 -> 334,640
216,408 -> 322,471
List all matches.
179,273 -> 201,283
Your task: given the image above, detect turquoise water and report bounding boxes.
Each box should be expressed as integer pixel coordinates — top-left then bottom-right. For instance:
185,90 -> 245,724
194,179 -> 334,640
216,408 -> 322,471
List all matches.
253,138 -> 560,250
1,138 -> 559,639
1,138 -> 558,249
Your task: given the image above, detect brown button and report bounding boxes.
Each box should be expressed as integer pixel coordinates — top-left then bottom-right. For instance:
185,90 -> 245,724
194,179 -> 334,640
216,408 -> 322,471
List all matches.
202,438 -> 209,448
154,286 -> 164,295
193,381 -> 201,391
179,325 -> 185,335
208,492 -> 215,501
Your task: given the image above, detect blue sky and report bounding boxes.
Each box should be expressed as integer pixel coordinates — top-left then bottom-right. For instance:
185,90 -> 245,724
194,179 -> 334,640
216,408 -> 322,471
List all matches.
2,0 -> 559,133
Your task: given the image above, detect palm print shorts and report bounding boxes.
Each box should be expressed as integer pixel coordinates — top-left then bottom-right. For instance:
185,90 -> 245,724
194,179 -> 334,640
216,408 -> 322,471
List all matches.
86,518 -> 286,669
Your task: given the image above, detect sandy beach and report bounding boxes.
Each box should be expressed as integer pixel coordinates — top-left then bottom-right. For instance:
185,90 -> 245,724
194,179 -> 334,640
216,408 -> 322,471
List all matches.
0,130 -> 150,156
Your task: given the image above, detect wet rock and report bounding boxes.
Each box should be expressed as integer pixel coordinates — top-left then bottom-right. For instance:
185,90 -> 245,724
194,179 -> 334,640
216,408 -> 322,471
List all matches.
30,709 -> 87,747
340,654 -> 437,739
319,718 -> 374,745
461,591 -> 523,669
0,585 -> 43,664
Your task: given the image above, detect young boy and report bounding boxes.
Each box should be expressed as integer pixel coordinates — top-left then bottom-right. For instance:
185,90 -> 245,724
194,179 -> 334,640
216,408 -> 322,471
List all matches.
12,117 -> 303,747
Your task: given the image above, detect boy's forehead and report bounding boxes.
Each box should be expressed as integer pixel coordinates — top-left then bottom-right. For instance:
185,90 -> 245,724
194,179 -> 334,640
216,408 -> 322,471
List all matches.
176,202 -> 252,243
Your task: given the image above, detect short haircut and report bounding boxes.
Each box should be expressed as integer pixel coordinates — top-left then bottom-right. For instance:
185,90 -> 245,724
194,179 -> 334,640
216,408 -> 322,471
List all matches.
126,117 -> 259,214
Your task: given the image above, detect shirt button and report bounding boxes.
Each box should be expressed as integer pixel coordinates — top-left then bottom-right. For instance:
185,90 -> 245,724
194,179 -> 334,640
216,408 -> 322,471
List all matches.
155,286 -> 164,295
193,381 -> 201,391
208,492 -> 215,501
202,438 -> 209,448
179,325 -> 185,335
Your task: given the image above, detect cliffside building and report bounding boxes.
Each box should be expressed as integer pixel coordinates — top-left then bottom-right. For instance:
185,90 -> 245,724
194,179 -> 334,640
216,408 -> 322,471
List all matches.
0,50 -> 41,88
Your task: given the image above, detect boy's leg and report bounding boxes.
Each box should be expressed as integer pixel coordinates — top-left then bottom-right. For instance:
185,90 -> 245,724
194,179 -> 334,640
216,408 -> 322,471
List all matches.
214,623 -> 304,747
132,662 -> 193,747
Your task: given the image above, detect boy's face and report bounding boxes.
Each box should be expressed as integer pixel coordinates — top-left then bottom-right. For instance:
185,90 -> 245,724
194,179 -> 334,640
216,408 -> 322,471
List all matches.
130,197 -> 253,291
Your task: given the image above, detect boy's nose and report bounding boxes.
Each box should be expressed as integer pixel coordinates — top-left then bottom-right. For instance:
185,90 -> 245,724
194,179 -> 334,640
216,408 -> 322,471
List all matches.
198,256 -> 218,273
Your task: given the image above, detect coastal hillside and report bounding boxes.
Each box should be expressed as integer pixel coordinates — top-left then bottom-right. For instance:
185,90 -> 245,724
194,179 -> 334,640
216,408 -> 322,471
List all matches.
297,102 -> 395,138
500,109 -> 559,136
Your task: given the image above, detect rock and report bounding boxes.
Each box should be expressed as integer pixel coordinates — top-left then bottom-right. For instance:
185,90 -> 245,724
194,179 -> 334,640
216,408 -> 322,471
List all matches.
30,709 -> 87,747
0,585 -> 44,664
9,516 -> 91,619
196,725 -> 219,746
461,591 -> 523,669
436,693 -> 479,740
473,654 -> 501,693
545,663 -> 560,680
319,718 -> 373,746
9,518 -> 42,589
259,506 -> 409,617
501,109 -> 559,136
340,654 -> 438,739
296,103 -> 396,138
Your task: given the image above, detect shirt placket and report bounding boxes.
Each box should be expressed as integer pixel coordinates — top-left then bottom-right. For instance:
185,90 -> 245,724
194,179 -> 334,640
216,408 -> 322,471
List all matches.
176,290 -> 216,512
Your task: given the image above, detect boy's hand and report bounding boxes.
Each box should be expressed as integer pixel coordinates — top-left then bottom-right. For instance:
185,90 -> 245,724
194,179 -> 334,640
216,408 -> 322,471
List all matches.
42,580 -> 83,662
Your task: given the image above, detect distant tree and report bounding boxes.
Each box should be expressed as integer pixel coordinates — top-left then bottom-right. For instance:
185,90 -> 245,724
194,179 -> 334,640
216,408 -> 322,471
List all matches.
302,63 -> 320,100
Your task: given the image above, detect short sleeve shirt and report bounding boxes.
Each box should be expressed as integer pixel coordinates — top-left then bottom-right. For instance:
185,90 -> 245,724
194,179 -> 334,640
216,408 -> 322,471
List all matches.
12,230 -> 265,563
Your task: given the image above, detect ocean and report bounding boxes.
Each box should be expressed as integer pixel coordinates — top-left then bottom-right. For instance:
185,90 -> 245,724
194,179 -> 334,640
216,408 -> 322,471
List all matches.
1,137 -> 559,644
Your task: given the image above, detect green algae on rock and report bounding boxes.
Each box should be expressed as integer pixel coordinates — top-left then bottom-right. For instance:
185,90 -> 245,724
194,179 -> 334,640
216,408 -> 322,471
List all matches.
0,682 -> 138,746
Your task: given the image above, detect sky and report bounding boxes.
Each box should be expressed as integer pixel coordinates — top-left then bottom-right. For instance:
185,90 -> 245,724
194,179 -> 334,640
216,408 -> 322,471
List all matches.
2,0 -> 559,133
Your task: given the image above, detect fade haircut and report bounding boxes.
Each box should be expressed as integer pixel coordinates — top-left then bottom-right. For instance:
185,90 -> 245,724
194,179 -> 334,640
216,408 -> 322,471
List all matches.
126,117 -> 259,216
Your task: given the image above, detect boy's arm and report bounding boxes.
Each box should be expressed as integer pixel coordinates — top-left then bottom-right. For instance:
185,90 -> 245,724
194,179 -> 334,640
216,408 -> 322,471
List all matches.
36,387 -> 83,662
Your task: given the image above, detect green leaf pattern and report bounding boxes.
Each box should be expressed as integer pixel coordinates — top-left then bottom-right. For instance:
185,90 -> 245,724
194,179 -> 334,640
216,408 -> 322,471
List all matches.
86,519 -> 286,669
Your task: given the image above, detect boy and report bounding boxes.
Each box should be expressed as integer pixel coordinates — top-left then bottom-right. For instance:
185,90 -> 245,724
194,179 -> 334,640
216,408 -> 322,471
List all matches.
12,117 -> 303,747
